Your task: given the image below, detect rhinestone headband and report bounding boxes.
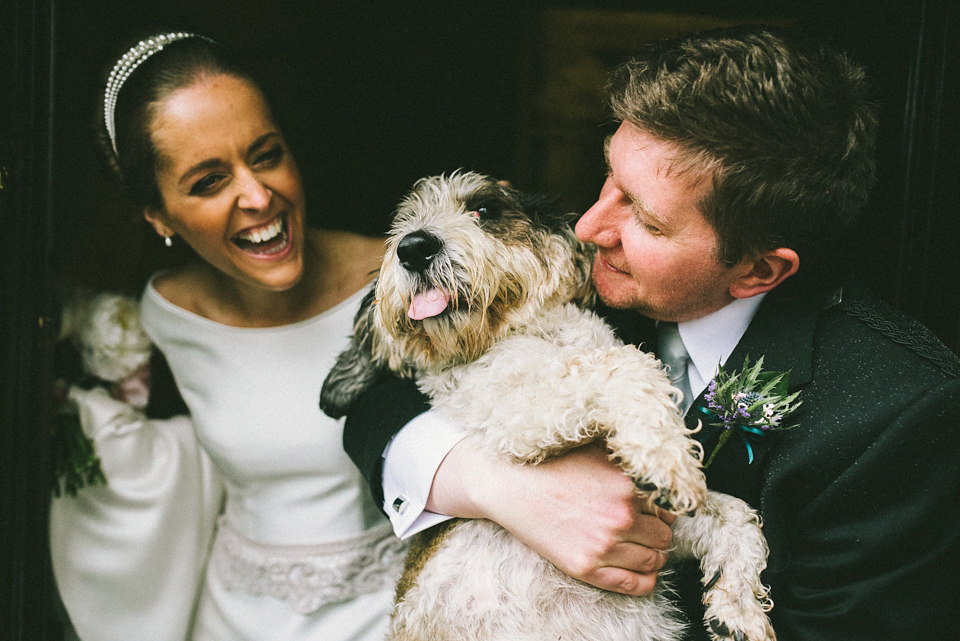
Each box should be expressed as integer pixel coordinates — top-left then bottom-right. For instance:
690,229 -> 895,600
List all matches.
103,32 -> 202,157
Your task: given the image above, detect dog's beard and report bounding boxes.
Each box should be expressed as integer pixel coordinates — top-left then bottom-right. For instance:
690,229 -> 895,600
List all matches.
378,291 -> 513,371
377,265 -> 525,371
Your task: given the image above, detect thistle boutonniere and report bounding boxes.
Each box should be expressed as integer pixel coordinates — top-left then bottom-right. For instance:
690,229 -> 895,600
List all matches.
698,356 -> 801,468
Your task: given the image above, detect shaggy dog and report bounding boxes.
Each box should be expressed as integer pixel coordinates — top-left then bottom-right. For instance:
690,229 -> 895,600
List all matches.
321,172 -> 775,641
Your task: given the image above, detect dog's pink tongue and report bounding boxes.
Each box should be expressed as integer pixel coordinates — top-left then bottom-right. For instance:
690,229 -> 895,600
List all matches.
408,289 -> 450,320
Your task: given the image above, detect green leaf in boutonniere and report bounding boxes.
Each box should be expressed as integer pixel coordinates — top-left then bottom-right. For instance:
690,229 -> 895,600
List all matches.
697,356 -> 801,468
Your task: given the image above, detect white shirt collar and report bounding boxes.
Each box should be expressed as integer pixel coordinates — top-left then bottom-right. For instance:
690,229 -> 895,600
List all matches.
676,293 -> 766,398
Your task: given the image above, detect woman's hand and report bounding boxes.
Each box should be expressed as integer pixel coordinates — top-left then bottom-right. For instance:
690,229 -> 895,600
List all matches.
427,438 -> 675,596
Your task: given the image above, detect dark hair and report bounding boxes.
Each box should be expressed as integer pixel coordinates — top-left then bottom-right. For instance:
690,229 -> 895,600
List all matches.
607,26 -> 878,265
100,35 -> 263,211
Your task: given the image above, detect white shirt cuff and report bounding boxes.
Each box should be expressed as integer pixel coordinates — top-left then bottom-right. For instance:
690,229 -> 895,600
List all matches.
381,409 -> 466,539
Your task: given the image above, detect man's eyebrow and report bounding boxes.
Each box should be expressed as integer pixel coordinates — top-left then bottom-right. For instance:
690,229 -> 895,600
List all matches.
622,183 -> 669,229
602,134 -> 667,228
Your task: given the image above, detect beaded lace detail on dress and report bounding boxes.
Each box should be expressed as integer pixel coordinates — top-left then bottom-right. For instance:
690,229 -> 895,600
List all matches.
211,518 -> 407,615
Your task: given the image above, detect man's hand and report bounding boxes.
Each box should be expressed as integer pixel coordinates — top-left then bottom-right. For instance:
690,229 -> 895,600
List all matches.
427,438 -> 675,596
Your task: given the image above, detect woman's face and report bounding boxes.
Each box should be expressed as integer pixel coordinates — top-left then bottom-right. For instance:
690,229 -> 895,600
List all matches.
145,73 -> 307,293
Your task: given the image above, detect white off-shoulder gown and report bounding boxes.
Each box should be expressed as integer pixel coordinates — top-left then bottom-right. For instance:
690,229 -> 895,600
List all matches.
50,279 -> 403,641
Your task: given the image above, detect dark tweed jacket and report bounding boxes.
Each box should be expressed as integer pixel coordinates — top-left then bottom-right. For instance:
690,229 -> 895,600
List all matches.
342,271 -> 960,640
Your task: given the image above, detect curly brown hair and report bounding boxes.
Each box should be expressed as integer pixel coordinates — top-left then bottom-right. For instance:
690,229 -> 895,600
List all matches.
608,26 -> 878,266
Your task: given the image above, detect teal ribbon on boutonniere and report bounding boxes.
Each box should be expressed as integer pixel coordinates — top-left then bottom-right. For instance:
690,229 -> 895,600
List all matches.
697,356 -> 801,468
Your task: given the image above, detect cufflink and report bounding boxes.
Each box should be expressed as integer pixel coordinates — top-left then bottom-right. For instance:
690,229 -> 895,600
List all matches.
392,495 -> 407,514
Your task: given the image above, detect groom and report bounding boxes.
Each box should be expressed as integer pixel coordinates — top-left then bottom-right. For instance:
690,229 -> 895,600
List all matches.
341,26 -> 960,639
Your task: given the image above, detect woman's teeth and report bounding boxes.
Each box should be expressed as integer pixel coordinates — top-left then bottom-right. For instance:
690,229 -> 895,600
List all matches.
237,218 -> 283,244
232,217 -> 290,254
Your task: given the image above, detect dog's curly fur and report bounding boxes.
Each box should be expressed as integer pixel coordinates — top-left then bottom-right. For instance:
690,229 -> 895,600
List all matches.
321,172 -> 775,641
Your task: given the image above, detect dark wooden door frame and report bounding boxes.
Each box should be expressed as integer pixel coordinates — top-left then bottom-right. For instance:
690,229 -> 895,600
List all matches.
888,1 -> 960,352
818,0 -> 960,354
1,0 -> 60,638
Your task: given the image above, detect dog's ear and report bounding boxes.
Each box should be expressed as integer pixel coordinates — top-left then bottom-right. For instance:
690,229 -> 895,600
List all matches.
320,285 -> 388,419
513,190 -> 569,234
508,187 -> 598,309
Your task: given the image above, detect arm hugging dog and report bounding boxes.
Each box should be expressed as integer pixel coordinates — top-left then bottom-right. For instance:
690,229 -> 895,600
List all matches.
322,171 -> 775,641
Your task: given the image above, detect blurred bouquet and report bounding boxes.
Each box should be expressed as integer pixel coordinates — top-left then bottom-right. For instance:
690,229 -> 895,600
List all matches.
53,290 -> 154,496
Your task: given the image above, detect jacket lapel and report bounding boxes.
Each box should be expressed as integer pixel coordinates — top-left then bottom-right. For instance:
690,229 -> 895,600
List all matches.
686,281 -> 821,505
603,282 -> 824,507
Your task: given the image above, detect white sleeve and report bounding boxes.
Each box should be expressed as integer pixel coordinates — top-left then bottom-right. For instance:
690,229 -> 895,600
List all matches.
381,409 -> 466,539
49,386 -> 224,641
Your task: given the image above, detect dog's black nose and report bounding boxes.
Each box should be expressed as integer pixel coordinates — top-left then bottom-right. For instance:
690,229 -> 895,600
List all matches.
397,230 -> 442,273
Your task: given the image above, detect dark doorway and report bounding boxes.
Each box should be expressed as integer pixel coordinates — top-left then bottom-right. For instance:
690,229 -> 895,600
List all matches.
3,1 -> 957,637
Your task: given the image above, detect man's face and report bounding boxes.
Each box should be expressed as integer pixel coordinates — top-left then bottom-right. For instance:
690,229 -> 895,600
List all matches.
575,122 -> 741,322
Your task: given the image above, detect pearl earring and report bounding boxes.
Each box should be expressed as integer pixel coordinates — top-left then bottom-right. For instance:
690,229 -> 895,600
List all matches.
164,235 -> 173,247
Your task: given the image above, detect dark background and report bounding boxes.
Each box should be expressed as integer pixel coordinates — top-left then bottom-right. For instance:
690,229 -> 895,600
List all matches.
3,0 -> 958,637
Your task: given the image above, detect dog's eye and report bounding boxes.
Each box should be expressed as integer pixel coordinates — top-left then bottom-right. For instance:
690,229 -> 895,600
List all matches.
469,201 -> 502,221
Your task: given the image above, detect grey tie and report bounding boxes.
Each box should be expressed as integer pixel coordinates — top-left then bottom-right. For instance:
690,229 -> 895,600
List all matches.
658,321 -> 693,414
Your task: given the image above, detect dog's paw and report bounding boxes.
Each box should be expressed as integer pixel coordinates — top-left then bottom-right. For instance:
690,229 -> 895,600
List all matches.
702,568 -> 775,641
604,388 -> 707,514
617,438 -> 707,515
633,478 -> 698,515
670,493 -> 774,641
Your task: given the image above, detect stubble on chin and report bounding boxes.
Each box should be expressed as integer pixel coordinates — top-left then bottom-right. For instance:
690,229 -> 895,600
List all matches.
591,272 -> 652,317
591,269 -> 684,323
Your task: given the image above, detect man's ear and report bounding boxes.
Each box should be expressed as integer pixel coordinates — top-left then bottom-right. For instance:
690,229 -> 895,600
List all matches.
143,207 -> 174,239
729,248 -> 799,299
